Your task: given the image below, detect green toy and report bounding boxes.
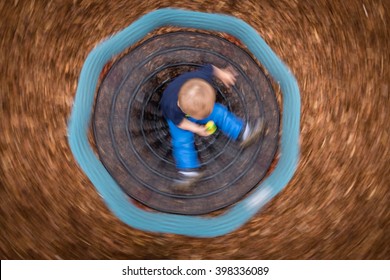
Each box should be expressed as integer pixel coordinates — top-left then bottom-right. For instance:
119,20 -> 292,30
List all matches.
205,120 -> 217,134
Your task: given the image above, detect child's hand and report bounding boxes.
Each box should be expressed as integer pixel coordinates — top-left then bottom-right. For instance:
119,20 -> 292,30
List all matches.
178,119 -> 211,136
213,65 -> 238,88
195,125 -> 212,137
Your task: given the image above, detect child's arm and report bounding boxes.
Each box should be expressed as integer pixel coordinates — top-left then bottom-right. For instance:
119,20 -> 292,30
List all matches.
177,118 -> 210,137
212,65 -> 238,88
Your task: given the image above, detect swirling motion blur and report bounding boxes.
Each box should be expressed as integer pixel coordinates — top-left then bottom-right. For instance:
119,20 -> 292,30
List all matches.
1,0 -> 388,259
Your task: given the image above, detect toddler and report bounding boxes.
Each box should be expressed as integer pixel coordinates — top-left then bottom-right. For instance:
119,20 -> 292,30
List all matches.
160,64 -> 264,188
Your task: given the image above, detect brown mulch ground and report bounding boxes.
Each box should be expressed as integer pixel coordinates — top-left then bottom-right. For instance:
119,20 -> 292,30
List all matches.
0,0 -> 389,259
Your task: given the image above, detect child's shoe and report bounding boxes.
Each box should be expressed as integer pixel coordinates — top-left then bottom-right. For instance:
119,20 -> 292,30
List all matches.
240,118 -> 265,148
174,171 -> 203,192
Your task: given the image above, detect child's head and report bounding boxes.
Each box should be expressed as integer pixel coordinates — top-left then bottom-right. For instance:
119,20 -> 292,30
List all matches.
178,78 -> 216,119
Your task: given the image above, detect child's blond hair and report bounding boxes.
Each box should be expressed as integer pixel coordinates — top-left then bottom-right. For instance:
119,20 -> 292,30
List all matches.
178,78 -> 216,119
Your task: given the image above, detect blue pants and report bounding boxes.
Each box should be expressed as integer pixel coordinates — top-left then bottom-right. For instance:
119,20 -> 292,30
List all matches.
167,103 -> 244,170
